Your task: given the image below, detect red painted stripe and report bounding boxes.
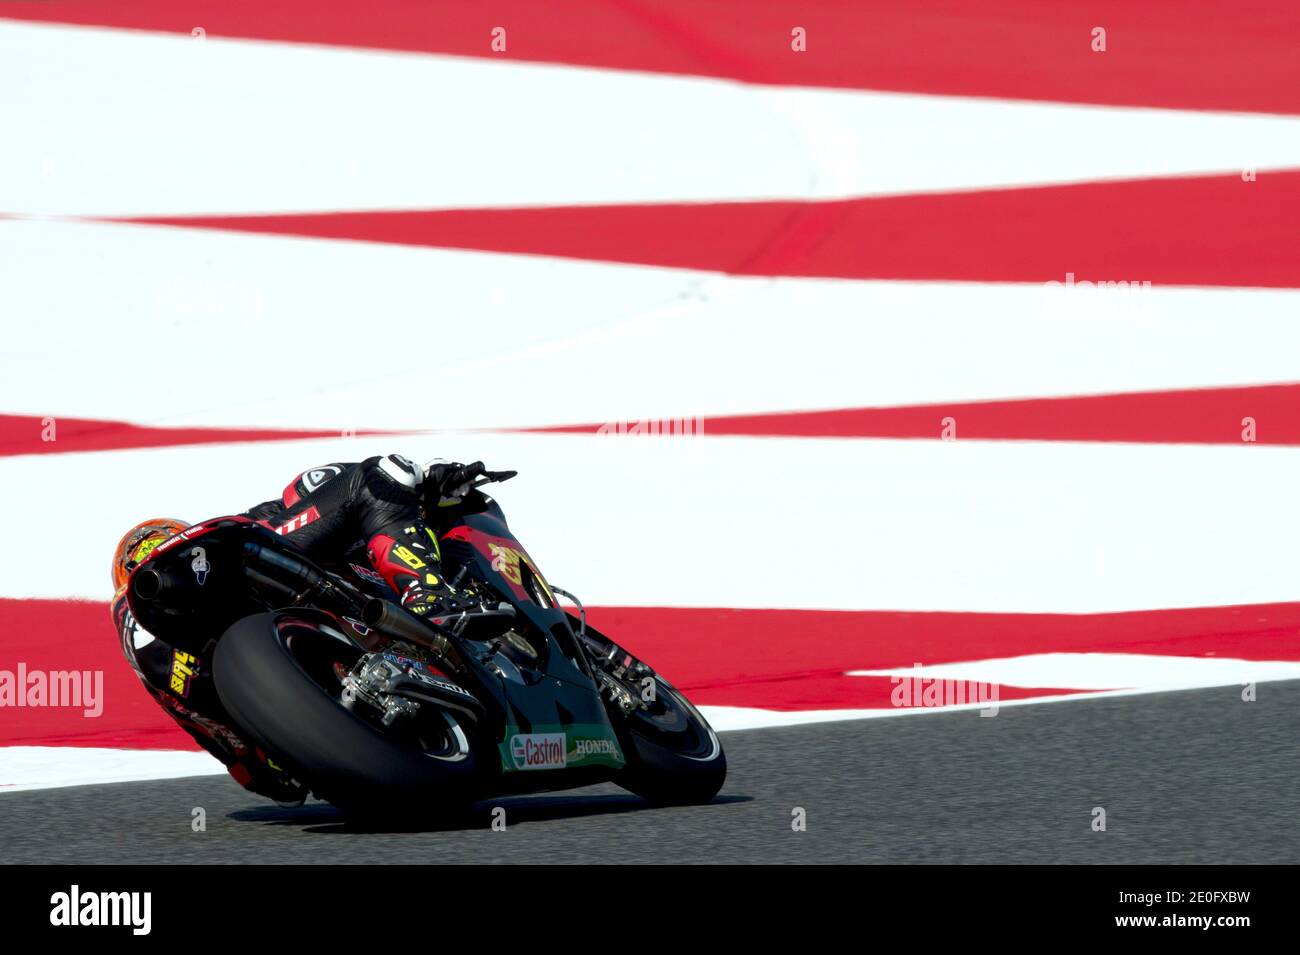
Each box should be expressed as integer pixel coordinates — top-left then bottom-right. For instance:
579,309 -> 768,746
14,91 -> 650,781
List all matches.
2,2 -> 1298,114
592,603 -> 1300,687
14,381 -> 1289,457
110,170 -> 1300,288
530,383 -> 1300,445
0,414 -> 397,457
4,598 -> 1299,748
0,599 -> 195,750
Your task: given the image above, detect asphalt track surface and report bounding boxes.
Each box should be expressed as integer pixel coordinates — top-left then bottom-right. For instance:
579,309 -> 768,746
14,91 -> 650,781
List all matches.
4,681 -> 1298,864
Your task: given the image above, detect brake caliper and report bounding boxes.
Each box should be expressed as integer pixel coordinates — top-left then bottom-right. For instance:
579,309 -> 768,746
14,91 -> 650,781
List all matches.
583,637 -> 655,714
340,653 -> 422,727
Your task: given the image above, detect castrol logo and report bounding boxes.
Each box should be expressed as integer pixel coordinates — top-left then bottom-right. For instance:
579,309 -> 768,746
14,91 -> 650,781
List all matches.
509,733 -> 566,770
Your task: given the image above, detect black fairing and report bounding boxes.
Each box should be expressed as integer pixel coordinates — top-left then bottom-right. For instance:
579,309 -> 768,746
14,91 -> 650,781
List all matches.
127,518 -> 282,653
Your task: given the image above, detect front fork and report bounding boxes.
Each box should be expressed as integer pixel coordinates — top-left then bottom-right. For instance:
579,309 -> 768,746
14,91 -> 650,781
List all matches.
549,583 -> 654,714
578,630 -> 656,716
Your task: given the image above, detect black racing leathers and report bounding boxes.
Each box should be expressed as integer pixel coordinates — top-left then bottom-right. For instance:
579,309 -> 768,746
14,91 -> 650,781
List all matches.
112,455 -> 455,799
247,455 -> 456,610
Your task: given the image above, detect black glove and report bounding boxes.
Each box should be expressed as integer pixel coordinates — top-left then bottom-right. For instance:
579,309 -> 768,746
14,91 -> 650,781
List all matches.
423,460 -> 487,508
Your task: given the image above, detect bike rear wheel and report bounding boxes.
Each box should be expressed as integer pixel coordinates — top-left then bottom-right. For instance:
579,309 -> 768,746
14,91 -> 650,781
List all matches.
213,611 -> 478,815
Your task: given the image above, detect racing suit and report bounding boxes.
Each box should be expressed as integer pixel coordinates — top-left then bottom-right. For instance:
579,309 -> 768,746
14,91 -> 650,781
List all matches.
111,454 -> 458,800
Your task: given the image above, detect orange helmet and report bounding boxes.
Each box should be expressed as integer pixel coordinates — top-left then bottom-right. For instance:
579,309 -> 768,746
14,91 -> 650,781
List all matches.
111,518 -> 189,593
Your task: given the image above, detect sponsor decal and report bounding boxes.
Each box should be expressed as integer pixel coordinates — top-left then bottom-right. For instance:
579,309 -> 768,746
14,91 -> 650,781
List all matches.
342,616 -> 371,636
573,738 -> 619,760
487,541 -> 549,596
159,523 -> 209,554
380,654 -> 474,698
302,465 -> 341,492
276,505 -> 321,536
156,532 -> 183,553
163,698 -> 247,754
348,563 -> 385,585
422,676 -> 475,699
190,546 -> 210,585
469,535 -> 555,605
169,650 -> 198,697
510,733 -> 567,770
487,543 -> 525,584
499,726 -> 625,772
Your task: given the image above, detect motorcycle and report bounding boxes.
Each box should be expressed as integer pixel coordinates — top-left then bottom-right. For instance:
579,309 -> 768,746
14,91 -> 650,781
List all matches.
125,472 -> 725,816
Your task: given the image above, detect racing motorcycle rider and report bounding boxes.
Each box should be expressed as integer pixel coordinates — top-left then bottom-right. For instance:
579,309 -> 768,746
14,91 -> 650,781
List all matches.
109,455 -> 493,803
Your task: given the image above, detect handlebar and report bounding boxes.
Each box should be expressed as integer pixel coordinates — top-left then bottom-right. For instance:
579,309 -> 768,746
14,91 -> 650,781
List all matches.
469,469 -> 517,489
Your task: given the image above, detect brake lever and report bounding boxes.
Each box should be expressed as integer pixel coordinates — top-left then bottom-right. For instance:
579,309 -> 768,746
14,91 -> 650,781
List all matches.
469,470 -> 517,489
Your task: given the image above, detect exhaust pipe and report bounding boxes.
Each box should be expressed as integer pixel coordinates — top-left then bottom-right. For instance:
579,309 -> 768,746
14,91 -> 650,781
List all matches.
132,569 -> 169,601
362,598 -> 449,654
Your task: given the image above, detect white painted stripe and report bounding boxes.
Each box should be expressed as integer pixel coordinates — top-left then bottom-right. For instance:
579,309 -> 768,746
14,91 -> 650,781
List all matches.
5,676 -> 1282,792
851,654 -> 1300,691
702,682 -> 1273,729
2,20 -> 1299,216
699,698 -> 1122,730
4,219 -> 1300,428
0,746 -> 225,794
2,433 -> 1298,613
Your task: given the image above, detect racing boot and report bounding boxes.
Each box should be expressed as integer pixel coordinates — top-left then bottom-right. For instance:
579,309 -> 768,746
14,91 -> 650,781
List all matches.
366,522 -> 483,624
